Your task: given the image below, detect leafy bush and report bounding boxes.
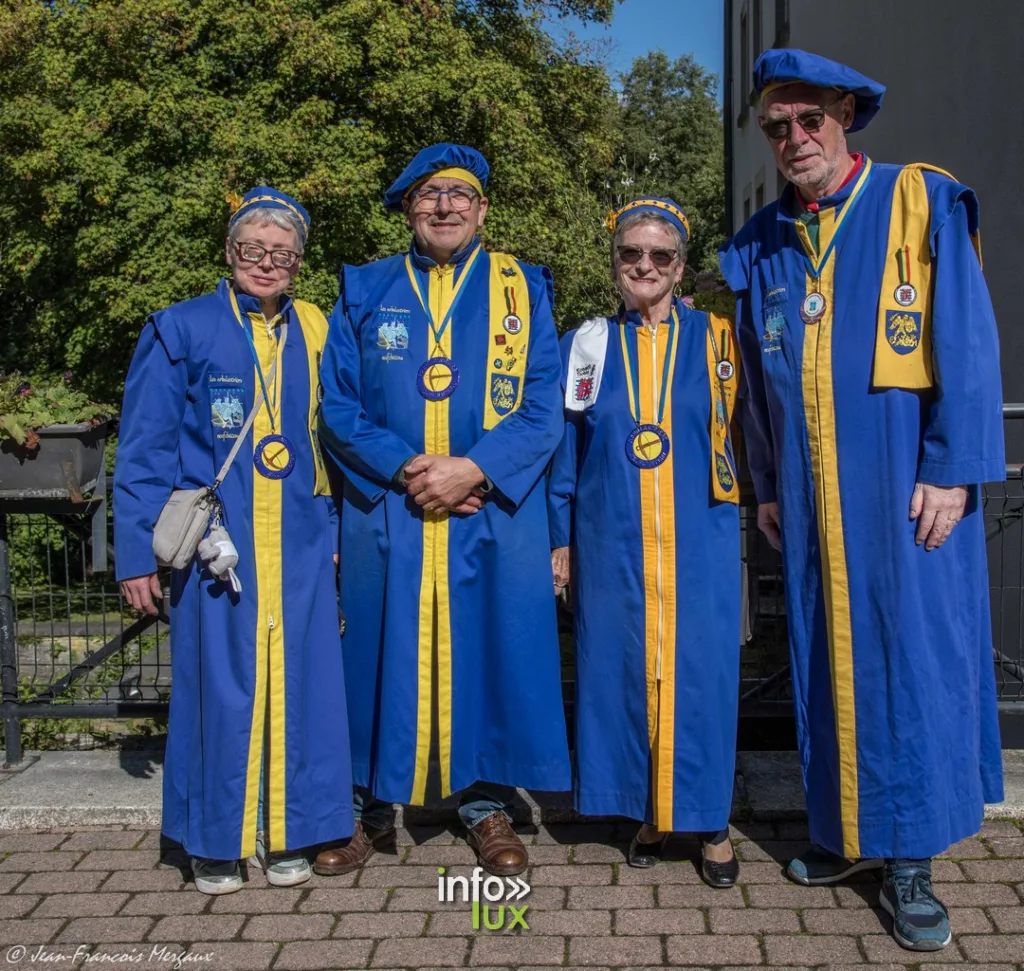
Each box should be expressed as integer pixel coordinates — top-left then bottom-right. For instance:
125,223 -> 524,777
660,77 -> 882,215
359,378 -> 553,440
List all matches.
0,370 -> 115,449
0,0 -> 621,397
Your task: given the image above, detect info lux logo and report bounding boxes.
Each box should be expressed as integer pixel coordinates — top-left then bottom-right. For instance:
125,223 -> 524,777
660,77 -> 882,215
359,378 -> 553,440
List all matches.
437,866 -> 531,930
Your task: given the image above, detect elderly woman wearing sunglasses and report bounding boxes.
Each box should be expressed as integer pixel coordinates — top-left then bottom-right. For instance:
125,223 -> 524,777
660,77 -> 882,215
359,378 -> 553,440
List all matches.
548,198 -> 743,886
114,186 -> 353,894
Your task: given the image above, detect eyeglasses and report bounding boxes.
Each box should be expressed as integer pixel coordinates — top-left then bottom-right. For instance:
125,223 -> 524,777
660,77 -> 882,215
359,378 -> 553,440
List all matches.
759,96 -> 843,141
409,186 -> 479,213
616,245 -> 678,268
231,240 -> 302,269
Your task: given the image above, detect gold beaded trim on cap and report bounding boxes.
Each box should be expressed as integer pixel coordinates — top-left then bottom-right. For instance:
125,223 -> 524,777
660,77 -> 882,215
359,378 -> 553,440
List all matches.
228,193 -> 309,231
605,198 -> 691,240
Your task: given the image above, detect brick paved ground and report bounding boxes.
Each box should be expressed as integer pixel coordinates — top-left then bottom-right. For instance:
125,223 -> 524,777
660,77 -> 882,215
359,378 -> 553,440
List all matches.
0,819 -> 1021,969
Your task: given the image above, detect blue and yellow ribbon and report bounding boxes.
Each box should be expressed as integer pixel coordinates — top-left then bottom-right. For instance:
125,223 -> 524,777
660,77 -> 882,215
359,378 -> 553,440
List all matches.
404,245 -> 483,353
794,159 -> 873,279
621,307 -> 679,428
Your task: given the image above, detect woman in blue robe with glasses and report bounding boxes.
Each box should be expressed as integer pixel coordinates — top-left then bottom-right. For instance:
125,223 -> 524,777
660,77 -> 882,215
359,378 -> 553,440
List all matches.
114,187 -> 353,894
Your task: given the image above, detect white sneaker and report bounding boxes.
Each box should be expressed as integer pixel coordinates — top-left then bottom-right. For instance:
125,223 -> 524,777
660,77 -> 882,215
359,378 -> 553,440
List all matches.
248,831 -> 312,888
191,857 -> 243,895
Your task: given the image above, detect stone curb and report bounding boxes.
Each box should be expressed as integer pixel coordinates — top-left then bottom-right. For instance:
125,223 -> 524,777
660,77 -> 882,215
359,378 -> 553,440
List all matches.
1,749 -> 1021,830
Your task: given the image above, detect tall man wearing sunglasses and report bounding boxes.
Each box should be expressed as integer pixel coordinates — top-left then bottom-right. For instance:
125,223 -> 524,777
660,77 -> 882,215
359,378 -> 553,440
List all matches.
316,143 -> 570,876
720,50 -> 1004,952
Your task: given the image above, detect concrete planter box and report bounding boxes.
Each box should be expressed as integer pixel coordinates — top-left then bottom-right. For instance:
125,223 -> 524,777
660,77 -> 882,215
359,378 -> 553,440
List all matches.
0,419 -> 112,501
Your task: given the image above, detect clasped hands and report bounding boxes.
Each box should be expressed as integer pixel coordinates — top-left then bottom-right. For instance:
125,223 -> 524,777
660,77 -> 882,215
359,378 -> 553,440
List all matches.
403,454 -> 488,515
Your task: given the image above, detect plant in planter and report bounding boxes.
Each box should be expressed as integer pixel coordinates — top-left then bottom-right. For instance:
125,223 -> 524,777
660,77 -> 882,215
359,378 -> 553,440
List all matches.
0,371 -> 115,450
0,371 -> 117,500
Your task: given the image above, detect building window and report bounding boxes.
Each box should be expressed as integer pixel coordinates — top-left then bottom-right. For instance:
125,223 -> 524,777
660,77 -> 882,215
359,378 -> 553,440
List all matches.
738,3 -> 749,123
743,185 -> 752,224
774,0 -> 790,47
753,0 -> 763,60
755,181 -> 765,212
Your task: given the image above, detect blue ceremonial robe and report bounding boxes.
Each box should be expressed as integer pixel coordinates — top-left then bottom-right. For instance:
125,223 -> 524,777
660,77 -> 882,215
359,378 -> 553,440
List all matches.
318,239 -> 571,805
547,302 -> 741,832
114,279 -> 354,860
719,159 -> 1004,859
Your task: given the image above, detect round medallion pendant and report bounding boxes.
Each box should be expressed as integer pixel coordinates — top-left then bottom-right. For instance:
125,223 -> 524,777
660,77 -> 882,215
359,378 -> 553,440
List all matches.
894,283 -> 918,307
417,357 -> 460,400
800,291 -> 827,324
626,424 -> 670,469
254,434 -> 296,479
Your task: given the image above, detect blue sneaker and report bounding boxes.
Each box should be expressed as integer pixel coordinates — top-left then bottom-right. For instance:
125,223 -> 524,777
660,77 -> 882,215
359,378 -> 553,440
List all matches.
787,844 -> 883,885
879,858 -> 951,951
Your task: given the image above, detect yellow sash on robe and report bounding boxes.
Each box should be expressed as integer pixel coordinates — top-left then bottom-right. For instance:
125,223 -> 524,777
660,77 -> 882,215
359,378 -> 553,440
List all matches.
706,312 -> 740,504
483,253 -> 531,429
293,299 -> 331,496
872,164 -> 982,390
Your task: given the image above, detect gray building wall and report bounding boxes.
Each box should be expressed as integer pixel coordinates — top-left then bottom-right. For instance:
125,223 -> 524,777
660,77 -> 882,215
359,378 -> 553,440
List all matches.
727,0 -> 1024,418
725,0 -> 783,228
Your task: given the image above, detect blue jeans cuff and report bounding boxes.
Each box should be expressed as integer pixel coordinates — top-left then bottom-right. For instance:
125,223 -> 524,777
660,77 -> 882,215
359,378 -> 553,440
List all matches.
457,782 -> 516,830
353,786 -> 396,831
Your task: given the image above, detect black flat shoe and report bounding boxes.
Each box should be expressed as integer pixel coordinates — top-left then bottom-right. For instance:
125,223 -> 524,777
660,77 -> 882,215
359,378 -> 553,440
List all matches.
701,842 -> 739,888
627,834 -> 666,868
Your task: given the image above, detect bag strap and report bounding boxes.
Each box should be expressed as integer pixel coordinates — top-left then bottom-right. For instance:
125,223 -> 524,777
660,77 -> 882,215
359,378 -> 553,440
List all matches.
213,321 -> 288,489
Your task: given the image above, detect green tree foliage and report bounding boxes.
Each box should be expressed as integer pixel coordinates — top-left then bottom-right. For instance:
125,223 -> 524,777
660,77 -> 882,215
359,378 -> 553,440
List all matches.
612,51 -> 725,275
1,2 -> 726,397
0,0 -> 620,395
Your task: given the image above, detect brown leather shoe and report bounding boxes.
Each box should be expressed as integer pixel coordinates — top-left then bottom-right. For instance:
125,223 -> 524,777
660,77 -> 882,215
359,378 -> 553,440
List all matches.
312,820 -> 395,876
465,812 -> 528,876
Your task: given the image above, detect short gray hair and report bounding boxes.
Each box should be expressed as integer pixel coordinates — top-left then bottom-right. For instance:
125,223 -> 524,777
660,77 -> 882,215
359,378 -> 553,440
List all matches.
611,211 -> 687,269
228,207 -> 306,251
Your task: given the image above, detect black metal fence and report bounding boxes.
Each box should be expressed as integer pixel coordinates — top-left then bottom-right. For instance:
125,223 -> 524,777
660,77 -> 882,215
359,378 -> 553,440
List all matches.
2,414 -> 1023,765
0,476 -> 171,765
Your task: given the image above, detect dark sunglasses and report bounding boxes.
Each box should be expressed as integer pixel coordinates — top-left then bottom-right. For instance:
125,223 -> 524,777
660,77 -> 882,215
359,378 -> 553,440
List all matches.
616,245 -> 677,268
760,96 -> 843,141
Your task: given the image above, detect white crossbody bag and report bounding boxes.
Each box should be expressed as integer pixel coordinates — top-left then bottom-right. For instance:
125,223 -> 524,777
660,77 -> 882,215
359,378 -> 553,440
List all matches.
152,324 -> 287,569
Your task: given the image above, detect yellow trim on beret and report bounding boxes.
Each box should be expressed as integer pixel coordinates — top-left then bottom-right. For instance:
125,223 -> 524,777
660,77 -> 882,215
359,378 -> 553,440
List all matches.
404,166 -> 484,199
606,198 -> 691,241
759,80 -> 797,100
760,81 -> 845,102
232,193 -> 309,231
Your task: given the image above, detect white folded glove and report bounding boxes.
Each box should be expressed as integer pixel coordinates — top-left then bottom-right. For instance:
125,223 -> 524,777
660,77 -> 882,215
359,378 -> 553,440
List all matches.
198,525 -> 242,593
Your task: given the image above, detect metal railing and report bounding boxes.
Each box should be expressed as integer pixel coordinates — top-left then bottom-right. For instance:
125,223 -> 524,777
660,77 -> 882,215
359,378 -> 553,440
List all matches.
0,478 -> 170,765
3,409 -> 1024,764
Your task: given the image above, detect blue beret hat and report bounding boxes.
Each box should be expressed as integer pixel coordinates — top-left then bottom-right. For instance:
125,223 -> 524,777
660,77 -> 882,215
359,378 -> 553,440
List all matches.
754,49 -> 885,133
383,143 -> 490,213
606,197 -> 690,242
228,186 -> 310,241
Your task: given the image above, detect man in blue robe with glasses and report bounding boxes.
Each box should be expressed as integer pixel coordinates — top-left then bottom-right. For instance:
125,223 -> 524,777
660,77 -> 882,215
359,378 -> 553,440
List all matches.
316,144 -> 570,877
720,50 -> 1004,951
